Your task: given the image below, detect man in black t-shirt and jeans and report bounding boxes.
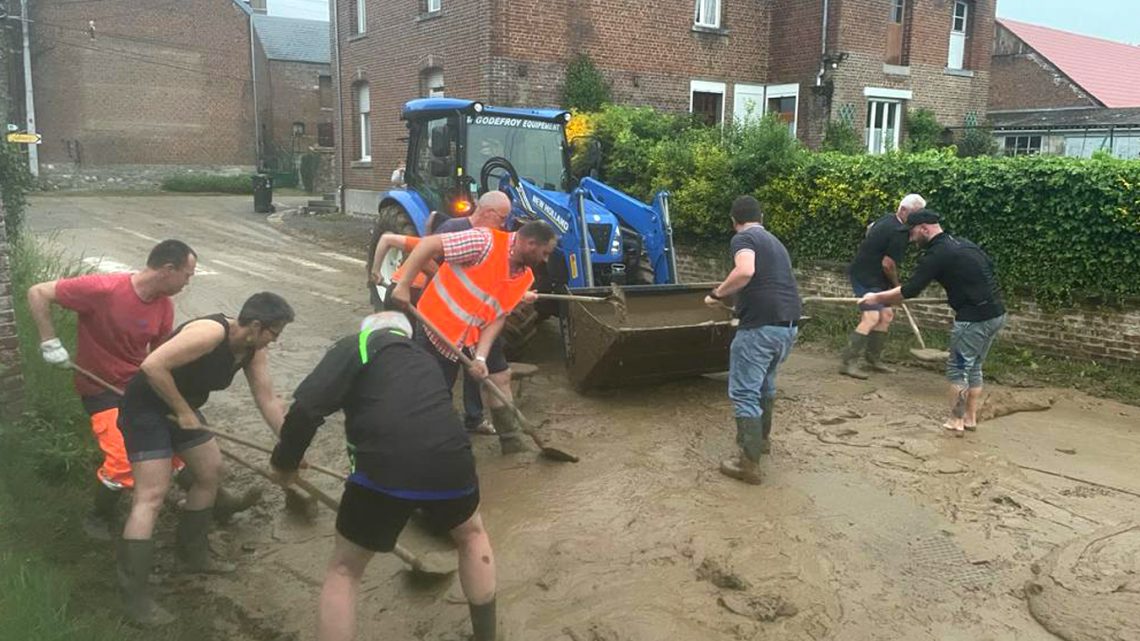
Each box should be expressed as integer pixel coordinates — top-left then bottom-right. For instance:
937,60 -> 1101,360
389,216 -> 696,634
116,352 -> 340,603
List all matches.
860,210 -> 1007,436
841,194 -> 926,379
705,196 -> 802,485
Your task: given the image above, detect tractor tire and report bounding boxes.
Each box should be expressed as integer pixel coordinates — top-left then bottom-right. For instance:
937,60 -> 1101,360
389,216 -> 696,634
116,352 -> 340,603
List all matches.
502,305 -> 540,359
366,202 -> 418,284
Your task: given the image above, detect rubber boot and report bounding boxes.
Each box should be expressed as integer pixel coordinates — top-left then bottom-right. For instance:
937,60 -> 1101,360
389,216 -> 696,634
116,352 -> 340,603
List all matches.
839,332 -> 870,379
469,598 -> 497,641
865,331 -> 896,374
175,508 -> 236,574
175,468 -> 261,523
490,405 -> 530,455
758,397 -> 775,455
720,418 -> 764,485
83,482 -> 121,541
719,450 -> 763,485
117,539 -> 176,627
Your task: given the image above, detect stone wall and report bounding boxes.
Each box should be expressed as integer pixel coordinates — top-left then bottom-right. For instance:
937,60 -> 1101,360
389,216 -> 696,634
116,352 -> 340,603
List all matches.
0,200 -> 24,420
675,244 -> 1140,365
38,164 -> 255,191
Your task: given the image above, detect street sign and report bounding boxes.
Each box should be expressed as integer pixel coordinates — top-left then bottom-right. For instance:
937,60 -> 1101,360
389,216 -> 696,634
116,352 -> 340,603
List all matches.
6,132 -> 41,144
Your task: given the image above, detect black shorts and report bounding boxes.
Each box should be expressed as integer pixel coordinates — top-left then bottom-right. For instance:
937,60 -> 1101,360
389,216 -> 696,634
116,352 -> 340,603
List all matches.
336,481 -> 480,553
117,408 -> 213,462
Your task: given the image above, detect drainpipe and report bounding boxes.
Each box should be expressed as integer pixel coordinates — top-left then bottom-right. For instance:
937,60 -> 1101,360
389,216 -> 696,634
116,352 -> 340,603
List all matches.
815,0 -> 829,87
330,0 -> 345,211
249,16 -> 262,170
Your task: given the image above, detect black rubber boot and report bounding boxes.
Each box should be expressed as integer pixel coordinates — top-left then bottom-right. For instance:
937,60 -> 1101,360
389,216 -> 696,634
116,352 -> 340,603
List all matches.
117,539 -> 175,627
175,508 -> 235,574
865,331 -> 896,373
839,332 -> 870,379
490,406 -> 529,455
721,418 -> 764,485
758,397 -> 775,455
469,598 -> 497,641
83,482 -> 121,541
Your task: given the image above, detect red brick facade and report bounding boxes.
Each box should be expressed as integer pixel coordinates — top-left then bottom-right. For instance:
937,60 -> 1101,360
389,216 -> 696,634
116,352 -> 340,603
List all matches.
262,60 -> 333,159
333,0 -> 995,213
30,0 -> 256,172
989,23 -> 1098,112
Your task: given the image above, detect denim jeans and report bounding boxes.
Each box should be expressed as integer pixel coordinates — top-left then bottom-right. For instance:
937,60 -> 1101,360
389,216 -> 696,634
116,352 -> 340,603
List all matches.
728,325 -> 798,418
947,314 -> 1007,389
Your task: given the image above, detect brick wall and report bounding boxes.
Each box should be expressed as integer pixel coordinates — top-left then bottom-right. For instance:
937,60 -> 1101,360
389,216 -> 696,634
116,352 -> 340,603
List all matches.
266,60 -> 333,158
988,24 -> 1097,111
0,200 -> 24,420
675,243 -> 1140,365
32,0 -> 256,170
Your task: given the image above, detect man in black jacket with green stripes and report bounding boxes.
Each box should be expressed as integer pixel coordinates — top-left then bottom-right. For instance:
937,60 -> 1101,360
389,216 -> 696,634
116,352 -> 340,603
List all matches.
271,311 -> 497,641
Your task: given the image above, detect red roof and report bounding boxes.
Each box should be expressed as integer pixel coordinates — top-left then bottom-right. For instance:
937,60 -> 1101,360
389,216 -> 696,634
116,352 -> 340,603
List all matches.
998,19 -> 1140,108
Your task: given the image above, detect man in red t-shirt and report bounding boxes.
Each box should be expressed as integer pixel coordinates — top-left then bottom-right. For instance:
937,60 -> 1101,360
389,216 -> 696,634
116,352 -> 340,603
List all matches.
27,240 -> 258,539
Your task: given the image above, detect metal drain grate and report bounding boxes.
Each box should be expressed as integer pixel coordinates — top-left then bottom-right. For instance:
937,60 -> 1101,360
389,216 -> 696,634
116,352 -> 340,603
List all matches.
902,534 -> 995,588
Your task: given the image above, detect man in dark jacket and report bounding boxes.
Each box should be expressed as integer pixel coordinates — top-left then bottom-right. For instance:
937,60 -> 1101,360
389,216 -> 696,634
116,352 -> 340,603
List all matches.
270,312 -> 497,641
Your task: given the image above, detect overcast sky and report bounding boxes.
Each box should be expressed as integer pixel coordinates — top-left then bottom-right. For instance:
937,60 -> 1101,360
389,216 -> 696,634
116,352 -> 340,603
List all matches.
268,0 -> 328,22
997,0 -> 1138,44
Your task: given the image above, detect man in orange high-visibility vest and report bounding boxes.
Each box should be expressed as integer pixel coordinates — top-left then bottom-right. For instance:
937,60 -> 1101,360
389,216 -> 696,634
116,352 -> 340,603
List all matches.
391,220 -> 556,454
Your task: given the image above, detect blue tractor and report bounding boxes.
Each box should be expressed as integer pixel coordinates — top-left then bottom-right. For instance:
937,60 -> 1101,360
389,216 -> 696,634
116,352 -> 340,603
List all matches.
367,98 -> 735,389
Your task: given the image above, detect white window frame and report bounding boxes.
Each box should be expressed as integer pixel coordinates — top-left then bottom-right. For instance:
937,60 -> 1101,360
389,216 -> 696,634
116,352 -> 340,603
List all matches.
426,0 -> 441,13
948,0 -> 968,69
890,0 -> 905,23
866,100 -> 902,154
732,83 -> 765,126
425,69 -> 445,98
357,84 -> 371,161
355,0 -> 366,34
694,0 -> 721,29
1004,134 -> 1041,156
689,80 -> 726,126
765,83 -> 799,137
863,87 -> 910,154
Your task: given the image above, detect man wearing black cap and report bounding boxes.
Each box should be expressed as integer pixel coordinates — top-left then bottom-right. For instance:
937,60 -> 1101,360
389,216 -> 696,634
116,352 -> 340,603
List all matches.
859,209 -> 1007,435
705,195 -> 802,484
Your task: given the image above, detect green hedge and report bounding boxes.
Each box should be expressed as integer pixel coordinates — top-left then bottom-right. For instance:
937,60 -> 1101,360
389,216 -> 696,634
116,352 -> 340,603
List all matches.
160,173 -> 254,194
587,106 -> 1140,307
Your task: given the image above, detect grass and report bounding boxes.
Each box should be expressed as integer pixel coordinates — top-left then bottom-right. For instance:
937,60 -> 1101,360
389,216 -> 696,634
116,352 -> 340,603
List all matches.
797,307 -> 1140,406
0,236 -> 218,640
160,173 -> 254,194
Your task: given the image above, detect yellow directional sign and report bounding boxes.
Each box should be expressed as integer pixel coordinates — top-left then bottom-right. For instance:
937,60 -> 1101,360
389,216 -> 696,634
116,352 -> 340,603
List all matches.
6,132 -> 41,144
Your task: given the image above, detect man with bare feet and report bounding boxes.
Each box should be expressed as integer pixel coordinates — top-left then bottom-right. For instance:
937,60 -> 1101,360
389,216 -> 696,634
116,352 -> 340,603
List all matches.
859,210 -> 1007,436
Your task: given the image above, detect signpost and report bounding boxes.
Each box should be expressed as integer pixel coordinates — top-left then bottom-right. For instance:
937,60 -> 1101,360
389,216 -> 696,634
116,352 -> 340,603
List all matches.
6,132 -> 41,144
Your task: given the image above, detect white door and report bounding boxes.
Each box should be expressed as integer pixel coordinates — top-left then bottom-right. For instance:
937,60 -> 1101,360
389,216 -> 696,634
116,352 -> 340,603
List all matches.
733,84 -> 765,125
948,0 -> 968,69
866,100 -> 901,154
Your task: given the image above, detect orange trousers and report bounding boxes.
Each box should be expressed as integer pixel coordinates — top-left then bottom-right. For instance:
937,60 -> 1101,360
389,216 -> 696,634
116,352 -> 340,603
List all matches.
90,408 -> 183,490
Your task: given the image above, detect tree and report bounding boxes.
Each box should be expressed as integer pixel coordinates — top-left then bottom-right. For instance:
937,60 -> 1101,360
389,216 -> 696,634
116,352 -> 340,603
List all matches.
904,108 -> 943,153
561,54 -> 611,112
956,127 -> 999,158
822,120 -> 864,155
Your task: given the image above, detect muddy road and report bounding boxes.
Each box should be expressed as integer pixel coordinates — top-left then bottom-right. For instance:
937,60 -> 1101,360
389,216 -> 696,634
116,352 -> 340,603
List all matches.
27,195 -> 1140,641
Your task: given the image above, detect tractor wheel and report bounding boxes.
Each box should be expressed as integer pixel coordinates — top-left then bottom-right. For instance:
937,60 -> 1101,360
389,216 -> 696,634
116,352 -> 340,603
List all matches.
502,305 -> 540,359
366,202 -> 418,284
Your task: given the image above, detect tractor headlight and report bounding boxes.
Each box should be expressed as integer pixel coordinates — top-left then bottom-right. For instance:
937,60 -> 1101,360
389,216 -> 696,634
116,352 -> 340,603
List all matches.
472,102 -> 484,113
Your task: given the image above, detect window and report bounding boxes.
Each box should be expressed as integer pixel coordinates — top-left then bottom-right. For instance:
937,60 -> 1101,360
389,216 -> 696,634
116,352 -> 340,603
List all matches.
426,0 -> 440,12
866,100 -> 902,153
354,0 -> 366,34
694,0 -> 720,29
319,75 -> 332,109
317,122 -> 334,148
690,80 -> 725,126
948,0 -> 969,69
766,84 -> 799,136
408,116 -> 456,212
1004,135 -> 1041,156
422,68 -> 444,98
732,83 -> 765,126
886,0 -> 906,64
356,83 -> 371,161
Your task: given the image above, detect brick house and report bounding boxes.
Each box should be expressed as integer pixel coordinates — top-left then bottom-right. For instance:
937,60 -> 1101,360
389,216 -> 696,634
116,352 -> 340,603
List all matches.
331,0 -> 995,216
252,14 -> 334,173
989,19 -> 1140,158
22,0 -> 258,182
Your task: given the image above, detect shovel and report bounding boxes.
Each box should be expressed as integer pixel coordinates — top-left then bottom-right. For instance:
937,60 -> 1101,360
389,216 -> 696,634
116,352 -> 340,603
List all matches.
901,304 -> 950,362
67,362 -> 457,576
403,305 -> 579,462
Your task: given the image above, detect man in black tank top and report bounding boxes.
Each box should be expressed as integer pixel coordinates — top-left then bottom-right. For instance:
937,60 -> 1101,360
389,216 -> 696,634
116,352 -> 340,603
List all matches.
115,292 -> 295,626
270,312 -> 497,641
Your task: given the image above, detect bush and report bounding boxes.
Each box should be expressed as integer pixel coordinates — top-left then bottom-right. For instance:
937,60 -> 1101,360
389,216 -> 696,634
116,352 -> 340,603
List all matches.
160,173 -> 253,194
561,54 -> 612,112
299,153 -> 320,193
1,142 -> 33,237
956,126 -> 999,158
904,108 -> 944,153
821,120 -> 864,155
756,150 -> 1140,306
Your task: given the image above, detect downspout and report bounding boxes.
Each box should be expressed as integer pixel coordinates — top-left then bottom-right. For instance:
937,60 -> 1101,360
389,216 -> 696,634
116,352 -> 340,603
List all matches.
249,16 -> 262,170
331,0 -> 345,211
815,0 -> 829,86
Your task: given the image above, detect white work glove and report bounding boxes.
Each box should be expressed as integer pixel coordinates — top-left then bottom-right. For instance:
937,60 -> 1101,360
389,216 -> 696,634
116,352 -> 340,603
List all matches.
40,338 -> 70,367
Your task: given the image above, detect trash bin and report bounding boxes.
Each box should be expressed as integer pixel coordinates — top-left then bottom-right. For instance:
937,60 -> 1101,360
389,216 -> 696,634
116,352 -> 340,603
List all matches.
252,174 -> 274,213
